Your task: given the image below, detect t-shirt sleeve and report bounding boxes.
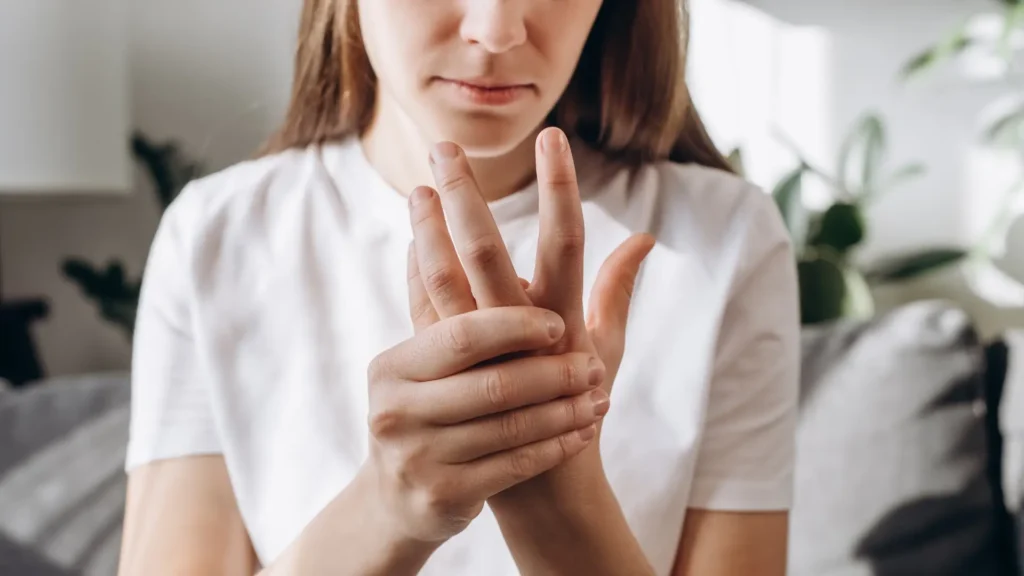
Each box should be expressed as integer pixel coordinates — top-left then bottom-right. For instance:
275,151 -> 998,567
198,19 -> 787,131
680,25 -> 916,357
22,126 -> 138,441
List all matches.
125,194 -> 222,471
688,190 -> 800,511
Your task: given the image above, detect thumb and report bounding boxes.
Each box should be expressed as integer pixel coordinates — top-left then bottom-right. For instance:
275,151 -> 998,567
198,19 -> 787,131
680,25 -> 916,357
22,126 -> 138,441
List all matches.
586,234 -> 656,381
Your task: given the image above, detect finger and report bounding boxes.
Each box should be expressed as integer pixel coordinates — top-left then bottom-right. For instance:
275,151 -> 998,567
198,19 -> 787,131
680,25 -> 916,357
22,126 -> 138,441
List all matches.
409,185 -> 476,318
530,127 -> 586,324
407,241 -> 440,332
586,234 -> 656,381
429,142 -> 530,308
438,389 -> 609,463
518,277 -> 531,291
404,352 -> 603,424
375,307 -> 565,382
461,425 -> 596,501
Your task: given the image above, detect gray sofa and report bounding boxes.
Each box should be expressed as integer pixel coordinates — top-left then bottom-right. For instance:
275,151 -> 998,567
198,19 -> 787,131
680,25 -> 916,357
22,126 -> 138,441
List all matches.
0,300 -> 1021,575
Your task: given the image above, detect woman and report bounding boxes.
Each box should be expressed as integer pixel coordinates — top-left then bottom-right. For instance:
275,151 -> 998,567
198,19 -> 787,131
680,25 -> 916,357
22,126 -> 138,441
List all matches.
118,0 -> 799,574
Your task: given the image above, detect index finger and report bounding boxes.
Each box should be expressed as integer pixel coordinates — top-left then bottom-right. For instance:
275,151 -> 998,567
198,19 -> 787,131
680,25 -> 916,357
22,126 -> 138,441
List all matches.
429,142 -> 531,309
531,127 -> 586,324
407,241 -> 440,333
375,306 -> 566,382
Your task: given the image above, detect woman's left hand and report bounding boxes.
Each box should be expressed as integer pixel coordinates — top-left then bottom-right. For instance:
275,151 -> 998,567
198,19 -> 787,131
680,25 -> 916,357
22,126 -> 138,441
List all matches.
407,127 -> 654,496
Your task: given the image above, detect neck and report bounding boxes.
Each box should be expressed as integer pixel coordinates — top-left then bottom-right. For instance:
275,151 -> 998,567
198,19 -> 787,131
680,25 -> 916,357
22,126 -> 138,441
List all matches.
360,100 -> 539,203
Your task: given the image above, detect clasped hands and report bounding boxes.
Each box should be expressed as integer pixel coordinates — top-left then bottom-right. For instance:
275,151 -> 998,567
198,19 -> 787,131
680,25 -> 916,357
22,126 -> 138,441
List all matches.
363,127 -> 655,545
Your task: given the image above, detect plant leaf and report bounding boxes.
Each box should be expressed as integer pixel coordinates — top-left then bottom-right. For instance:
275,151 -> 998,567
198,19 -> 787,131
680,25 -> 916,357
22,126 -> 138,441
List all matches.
837,113 -> 885,199
807,202 -> 866,257
901,28 -> 974,79
861,115 -> 886,199
999,3 -> 1024,60
985,103 -> 1024,147
863,248 -> 969,283
771,165 -> 807,247
131,132 -> 205,210
879,163 -> 927,197
726,147 -> 745,177
798,254 -> 848,325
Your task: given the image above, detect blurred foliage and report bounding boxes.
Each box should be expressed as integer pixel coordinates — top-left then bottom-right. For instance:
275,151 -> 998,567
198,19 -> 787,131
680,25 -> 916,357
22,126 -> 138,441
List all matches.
738,0 -> 1024,326
61,132 -> 204,338
903,0 -> 1024,154
732,113 -> 969,325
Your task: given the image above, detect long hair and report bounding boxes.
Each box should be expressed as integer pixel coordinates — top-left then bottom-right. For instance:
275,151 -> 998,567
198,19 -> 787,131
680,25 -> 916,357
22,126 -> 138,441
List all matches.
262,0 -> 732,172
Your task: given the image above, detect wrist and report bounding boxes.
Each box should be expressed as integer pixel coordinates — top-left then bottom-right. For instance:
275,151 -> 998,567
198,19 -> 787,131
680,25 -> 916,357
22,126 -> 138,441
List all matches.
489,447 -> 614,523
350,463 -> 443,572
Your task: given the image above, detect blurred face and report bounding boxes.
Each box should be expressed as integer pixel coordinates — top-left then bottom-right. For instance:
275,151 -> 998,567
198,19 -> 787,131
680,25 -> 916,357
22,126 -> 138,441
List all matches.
358,0 -> 603,157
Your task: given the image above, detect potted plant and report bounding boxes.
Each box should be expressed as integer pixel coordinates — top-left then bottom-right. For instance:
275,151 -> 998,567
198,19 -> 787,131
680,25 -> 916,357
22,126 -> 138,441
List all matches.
62,133 -> 204,338
734,113 -> 970,325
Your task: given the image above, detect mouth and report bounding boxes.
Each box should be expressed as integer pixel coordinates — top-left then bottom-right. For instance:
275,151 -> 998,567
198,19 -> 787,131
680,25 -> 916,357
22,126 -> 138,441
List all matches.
435,77 -> 535,106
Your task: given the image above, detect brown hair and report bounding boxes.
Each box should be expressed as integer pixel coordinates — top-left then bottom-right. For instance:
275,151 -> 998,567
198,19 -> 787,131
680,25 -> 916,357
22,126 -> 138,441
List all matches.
263,0 -> 732,172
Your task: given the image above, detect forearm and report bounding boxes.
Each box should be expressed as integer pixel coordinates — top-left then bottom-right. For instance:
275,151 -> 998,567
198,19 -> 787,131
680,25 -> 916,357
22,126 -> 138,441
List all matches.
489,452 -> 655,576
261,466 -> 440,576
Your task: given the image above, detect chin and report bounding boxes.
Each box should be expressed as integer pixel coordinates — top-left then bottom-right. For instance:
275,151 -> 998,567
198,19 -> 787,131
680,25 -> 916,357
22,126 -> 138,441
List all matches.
424,113 -> 541,159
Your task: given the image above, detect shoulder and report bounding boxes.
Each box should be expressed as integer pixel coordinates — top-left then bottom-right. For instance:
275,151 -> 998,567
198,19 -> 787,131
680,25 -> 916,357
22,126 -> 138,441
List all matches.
165,146 -> 321,233
597,156 -> 792,286
150,145 -> 329,283
650,161 -> 787,252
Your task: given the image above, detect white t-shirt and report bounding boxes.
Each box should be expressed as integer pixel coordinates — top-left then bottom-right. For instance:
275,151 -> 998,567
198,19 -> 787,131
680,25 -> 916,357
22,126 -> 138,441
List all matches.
127,136 -> 800,575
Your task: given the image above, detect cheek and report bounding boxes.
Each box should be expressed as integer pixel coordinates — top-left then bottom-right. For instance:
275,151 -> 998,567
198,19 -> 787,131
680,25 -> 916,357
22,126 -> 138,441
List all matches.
358,0 -> 453,90
533,3 -> 602,85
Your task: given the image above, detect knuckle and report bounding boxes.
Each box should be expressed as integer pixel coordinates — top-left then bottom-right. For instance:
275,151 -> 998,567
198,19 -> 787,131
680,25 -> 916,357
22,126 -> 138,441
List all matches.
464,235 -> 504,270
559,360 -> 578,394
554,226 -> 586,256
410,299 -> 435,325
437,170 -> 472,192
516,311 -> 540,342
440,320 -> 473,354
367,354 -> 393,385
499,409 -> 528,446
544,165 -> 579,188
508,449 -> 540,482
411,204 -> 438,227
422,264 -> 459,297
483,369 -> 511,409
555,433 -> 574,462
368,405 -> 405,439
563,397 -> 582,427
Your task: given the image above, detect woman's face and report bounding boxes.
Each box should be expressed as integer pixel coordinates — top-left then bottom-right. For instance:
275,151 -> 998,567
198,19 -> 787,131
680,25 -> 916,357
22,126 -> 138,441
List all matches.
358,0 -> 603,157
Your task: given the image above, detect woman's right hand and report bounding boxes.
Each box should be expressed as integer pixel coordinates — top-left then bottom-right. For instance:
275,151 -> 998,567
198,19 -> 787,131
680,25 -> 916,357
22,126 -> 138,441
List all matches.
362,304 -> 608,545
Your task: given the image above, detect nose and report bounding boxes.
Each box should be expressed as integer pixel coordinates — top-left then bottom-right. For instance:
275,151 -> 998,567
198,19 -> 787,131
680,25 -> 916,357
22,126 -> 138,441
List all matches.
460,0 -> 527,54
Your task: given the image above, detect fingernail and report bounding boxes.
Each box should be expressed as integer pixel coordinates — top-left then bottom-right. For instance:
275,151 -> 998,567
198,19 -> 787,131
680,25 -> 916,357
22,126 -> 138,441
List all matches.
590,389 -> 610,417
578,425 -> 597,442
588,358 -> 605,387
431,142 -> 459,164
410,186 -> 433,206
542,129 -> 567,154
546,312 -> 565,340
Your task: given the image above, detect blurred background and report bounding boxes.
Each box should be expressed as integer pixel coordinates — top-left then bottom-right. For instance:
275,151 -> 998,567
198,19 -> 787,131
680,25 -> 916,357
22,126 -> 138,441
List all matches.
1,0 -> 1023,574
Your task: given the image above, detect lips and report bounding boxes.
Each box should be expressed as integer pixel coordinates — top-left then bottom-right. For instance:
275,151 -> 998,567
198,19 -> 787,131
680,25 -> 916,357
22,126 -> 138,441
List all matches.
437,78 -> 535,106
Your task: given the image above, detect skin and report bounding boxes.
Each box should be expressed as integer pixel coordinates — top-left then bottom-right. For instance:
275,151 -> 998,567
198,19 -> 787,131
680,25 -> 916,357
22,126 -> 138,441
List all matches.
119,1 -> 789,574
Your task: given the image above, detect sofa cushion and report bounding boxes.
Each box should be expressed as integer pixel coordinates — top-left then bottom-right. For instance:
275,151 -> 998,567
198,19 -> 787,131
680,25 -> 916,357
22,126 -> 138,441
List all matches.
790,301 -> 1010,575
0,373 -> 129,576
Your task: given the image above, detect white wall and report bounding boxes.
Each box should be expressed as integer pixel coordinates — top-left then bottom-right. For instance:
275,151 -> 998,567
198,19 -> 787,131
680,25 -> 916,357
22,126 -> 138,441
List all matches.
0,0 -> 300,376
690,0 -> 1024,336
691,0 -> 1015,260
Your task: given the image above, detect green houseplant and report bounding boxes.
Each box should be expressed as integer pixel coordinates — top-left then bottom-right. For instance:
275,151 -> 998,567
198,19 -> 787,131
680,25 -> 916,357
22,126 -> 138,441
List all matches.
734,113 -> 970,325
62,132 -> 204,338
